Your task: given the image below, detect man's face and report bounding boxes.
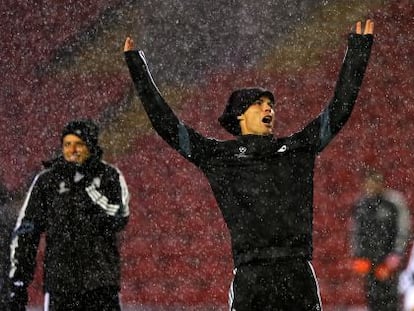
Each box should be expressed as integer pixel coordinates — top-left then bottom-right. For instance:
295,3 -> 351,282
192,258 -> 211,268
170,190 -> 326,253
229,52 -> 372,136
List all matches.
364,177 -> 384,196
62,134 -> 90,164
237,96 -> 275,135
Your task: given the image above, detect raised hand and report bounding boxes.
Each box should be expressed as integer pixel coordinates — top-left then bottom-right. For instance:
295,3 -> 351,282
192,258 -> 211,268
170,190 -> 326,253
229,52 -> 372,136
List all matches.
124,37 -> 135,52
355,19 -> 374,35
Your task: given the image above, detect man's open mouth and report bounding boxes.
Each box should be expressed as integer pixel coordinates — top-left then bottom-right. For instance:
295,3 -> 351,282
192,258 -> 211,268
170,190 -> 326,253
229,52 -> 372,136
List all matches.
262,116 -> 273,124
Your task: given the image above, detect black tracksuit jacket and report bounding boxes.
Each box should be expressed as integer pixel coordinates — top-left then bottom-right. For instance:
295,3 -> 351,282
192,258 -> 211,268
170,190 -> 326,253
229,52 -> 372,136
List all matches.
8,157 -> 130,294
351,191 -> 410,264
125,33 -> 373,267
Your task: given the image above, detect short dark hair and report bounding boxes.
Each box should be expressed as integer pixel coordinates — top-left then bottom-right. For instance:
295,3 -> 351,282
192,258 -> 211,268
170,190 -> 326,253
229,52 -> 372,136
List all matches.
218,88 -> 275,136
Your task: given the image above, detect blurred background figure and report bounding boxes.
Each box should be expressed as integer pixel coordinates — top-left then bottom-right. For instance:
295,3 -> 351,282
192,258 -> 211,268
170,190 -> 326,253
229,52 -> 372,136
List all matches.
399,244 -> 414,311
350,170 -> 411,311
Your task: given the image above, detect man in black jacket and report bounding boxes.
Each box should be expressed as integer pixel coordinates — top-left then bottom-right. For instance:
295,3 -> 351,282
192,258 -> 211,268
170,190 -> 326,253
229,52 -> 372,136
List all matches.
3,119 -> 130,311
351,170 -> 410,311
124,20 -> 374,310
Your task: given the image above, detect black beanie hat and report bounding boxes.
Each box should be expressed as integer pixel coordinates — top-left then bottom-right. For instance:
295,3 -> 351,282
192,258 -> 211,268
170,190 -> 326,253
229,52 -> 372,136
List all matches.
61,119 -> 100,153
218,87 -> 275,136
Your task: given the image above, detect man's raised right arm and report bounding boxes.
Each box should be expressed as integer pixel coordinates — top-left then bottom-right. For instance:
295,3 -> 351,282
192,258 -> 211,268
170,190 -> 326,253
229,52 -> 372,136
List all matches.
124,37 -> 182,148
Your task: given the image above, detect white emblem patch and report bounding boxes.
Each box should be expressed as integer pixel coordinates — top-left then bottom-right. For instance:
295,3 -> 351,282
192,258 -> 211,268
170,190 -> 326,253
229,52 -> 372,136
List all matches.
277,145 -> 287,153
235,146 -> 248,158
58,181 -> 70,194
92,177 -> 101,188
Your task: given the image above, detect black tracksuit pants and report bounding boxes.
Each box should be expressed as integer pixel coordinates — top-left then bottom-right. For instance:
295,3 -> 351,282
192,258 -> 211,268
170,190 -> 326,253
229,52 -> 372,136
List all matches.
45,286 -> 121,311
366,272 -> 398,311
229,258 -> 322,311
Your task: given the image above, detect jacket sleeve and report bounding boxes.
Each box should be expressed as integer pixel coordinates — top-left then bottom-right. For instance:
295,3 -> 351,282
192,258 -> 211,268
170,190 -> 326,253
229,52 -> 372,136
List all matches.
124,50 -> 180,144
124,50 -> 210,163
385,190 -> 411,255
296,33 -> 373,152
350,203 -> 364,258
8,173 -> 47,286
85,166 -> 130,232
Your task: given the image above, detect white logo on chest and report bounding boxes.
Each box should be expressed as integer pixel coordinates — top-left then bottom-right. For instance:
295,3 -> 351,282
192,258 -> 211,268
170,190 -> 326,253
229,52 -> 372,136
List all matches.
74,172 -> 84,183
277,145 -> 287,153
92,177 -> 101,188
58,181 -> 70,194
235,146 -> 248,158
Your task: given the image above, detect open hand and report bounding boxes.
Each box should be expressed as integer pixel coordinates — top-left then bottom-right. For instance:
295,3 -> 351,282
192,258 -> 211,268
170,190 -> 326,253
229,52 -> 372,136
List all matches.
355,19 -> 374,35
124,37 -> 135,52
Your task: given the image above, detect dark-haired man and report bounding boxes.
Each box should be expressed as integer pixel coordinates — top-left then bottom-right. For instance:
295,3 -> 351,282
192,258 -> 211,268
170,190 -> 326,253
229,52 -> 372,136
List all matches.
124,20 -> 374,310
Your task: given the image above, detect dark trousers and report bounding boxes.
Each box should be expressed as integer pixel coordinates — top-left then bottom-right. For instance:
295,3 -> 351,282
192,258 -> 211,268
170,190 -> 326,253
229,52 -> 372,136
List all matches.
229,258 -> 322,311
366,273 -> 398,311
45,286 -> 121,311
